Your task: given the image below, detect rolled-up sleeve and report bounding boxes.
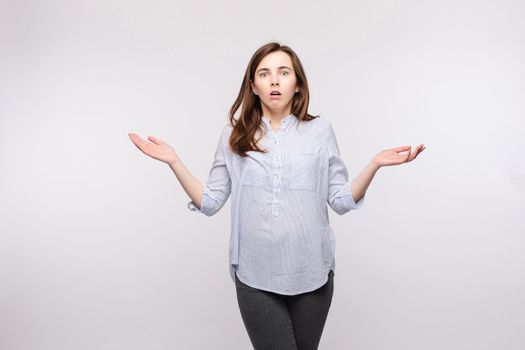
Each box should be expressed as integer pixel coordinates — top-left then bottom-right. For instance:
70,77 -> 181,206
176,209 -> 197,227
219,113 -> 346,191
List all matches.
187,126 -> 231,216
326,123 -> 365,215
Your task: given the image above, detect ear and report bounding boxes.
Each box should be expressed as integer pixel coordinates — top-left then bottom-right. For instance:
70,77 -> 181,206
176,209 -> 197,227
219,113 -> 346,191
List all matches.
250,80 -> 258,95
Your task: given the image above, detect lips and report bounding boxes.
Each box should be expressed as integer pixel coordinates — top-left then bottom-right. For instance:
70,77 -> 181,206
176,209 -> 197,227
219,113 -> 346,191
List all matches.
270,91 -> 281,95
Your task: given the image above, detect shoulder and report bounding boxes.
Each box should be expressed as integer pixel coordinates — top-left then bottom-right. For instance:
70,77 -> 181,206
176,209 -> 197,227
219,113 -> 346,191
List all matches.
301,116 -> 333,136
296,115 -> 329,131
220,123 -> 234,138
312,116 -> 331,129
219,123 -> 234,152
223,122 -> 234,131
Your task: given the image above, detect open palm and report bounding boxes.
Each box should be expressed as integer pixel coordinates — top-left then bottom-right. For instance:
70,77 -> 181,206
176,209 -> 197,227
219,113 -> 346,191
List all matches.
373,144 -> 426,167
128,133 -> 179,165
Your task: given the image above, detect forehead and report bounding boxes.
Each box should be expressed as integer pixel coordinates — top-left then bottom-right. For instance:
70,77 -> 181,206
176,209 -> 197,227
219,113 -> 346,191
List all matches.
256,51 -> 293,69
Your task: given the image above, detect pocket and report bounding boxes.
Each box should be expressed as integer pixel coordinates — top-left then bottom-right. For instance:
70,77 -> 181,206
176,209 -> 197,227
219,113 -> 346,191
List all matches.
236,151 -> 266,187
289,151 -> 320,192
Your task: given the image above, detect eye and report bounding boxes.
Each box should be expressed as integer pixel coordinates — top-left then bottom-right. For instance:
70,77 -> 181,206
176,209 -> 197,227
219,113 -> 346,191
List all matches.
281,71 -> 289,75
259,72 -> 267,77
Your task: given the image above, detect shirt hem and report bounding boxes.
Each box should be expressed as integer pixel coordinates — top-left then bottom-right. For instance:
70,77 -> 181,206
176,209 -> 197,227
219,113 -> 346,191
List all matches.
234,266 -> 333,296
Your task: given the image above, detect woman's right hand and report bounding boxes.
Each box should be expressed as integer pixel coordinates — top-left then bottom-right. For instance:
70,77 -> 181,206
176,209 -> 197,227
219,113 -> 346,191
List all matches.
128,133 -> 180,166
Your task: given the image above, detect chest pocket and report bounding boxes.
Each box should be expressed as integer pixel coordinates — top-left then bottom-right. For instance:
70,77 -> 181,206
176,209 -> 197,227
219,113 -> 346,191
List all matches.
289,150 -> 320,192
236,151 -> 266,187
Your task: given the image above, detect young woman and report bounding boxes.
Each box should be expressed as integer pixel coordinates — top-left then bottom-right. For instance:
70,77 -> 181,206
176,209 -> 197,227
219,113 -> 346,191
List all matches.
129,42 -> 425,350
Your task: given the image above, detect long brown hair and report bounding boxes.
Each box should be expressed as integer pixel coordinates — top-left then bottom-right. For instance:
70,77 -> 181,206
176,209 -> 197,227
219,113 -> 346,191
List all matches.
228,42 -> 319,157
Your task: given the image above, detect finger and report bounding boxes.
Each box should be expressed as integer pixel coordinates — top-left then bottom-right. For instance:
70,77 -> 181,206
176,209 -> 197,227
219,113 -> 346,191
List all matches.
129,133 -> 142,141
148,136 -> 164,145
393,145 -> 412,152
128,133 -> 139,146
129,133 -> 146,142
129,134 -> 150,150
129,134 -> 142,145
130,137 -> 143,150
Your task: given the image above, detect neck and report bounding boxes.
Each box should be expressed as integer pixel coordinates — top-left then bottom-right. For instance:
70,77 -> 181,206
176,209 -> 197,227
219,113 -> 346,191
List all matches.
261,104 -> 292,123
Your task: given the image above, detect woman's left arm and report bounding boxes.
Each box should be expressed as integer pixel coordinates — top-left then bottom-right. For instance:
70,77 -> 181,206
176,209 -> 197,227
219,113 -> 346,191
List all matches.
351,144 -> 426,202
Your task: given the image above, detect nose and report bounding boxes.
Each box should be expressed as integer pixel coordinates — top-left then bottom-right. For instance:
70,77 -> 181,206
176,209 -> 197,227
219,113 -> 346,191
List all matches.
271,75 -> 280,86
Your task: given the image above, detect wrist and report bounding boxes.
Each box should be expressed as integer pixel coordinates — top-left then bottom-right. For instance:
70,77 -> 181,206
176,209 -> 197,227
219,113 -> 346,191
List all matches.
168,159 -> 180,169
369,159 -> 381,172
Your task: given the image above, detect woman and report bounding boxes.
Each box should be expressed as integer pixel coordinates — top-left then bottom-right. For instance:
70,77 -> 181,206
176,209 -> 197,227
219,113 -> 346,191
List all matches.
129,42 -> 425,350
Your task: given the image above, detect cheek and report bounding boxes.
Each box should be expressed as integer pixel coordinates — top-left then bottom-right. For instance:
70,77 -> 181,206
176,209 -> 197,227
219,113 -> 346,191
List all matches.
253,81 -> 265,93
286,77 -> 298,89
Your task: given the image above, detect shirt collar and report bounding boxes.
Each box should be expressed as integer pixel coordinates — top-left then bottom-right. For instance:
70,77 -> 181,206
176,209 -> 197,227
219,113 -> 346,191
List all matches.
261,113 -> 297,133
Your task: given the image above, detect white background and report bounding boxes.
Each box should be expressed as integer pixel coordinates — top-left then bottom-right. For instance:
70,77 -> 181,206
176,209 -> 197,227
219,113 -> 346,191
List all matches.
1,0 -> 524,349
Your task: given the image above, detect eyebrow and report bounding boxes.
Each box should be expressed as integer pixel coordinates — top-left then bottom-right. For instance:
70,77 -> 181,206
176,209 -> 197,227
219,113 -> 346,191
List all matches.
256,66 -> 292,74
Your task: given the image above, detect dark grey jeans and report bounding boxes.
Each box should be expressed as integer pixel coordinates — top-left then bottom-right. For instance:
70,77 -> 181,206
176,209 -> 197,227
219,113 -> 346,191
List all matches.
235,270 -> 334,350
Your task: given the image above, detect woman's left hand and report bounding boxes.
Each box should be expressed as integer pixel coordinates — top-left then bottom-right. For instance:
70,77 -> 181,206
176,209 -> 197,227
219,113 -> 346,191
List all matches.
372,144 -> 426,168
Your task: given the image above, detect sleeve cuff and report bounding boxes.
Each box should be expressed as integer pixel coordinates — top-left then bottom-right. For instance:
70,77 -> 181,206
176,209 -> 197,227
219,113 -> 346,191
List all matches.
187,200 -> 202,212
348,183 -> 365,210
186,187 -> 220,215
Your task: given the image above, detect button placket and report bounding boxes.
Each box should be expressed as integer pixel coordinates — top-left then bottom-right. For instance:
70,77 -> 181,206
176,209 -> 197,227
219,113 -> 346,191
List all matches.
271,130 -> 282,216
261,115 -> 295,217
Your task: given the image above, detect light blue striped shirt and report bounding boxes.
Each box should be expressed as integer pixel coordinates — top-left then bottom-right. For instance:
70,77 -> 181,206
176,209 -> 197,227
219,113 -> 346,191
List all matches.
188,113 -> 365,295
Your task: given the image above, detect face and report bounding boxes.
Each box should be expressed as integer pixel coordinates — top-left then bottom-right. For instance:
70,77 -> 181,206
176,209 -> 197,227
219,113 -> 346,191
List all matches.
250,50 -> 299,117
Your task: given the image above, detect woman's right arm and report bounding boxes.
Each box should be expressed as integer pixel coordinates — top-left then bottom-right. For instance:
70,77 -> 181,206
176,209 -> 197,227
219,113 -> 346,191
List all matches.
129,129 -> 232,216
168,159 -> 204,209
128,133 -> 204,208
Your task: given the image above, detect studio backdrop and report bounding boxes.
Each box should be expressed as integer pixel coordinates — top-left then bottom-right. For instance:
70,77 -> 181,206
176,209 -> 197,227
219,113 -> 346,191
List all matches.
1,0 -> 524,349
